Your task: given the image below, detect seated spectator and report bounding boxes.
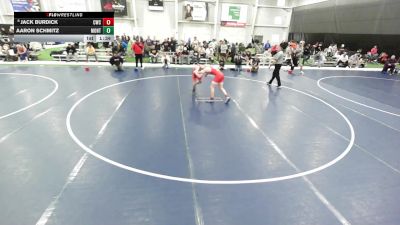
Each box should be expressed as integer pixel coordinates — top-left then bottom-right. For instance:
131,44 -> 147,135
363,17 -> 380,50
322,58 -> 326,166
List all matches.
66,43 -> 78,62
174,43 -> 184,64
205,45 -> 214,62
149,48 -> 159,63
348,53 -> 360,68
16,44 -> 28,62
327,44 -> 334,57
378,52 -> 389,64
2,44 -> 13,61
190,50 -> 199,64
336,52 -> 349,67
251,57 -> 260,72
180,46 -> 190,64
370,45 -> 378,60
109,52 -> 124,71
198,45 -> 206,58
381,55 -> 396,75
86,43 -> 98,62
314,50 -> 326,68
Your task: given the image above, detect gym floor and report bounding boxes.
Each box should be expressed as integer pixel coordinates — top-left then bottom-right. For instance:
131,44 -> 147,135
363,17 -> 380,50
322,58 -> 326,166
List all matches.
0,64 -> 399,225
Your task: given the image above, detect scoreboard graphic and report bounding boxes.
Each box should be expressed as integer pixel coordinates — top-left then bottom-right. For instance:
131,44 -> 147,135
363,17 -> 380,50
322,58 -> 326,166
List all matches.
14,12 -> 114,42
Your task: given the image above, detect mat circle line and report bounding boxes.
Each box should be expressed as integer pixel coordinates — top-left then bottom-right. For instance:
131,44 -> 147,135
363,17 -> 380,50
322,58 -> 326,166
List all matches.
0,73 -> 59,120
66,75 -> 355,184
317,76 -> 400,117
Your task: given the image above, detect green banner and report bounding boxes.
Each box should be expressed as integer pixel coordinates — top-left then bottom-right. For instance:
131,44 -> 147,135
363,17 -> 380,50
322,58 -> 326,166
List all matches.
228,6 -> 240,20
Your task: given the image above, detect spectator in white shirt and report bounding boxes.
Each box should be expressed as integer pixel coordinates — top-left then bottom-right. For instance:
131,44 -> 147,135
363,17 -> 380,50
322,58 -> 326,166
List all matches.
336,52 -> 349,67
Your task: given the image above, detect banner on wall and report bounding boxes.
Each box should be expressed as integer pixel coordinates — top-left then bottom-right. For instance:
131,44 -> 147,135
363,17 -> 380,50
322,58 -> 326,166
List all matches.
220,3 -> 247,27
10,0 -> 40,12
183,1 -> 208,21
149,0 -> 164,11
54,0 -> 87,11
101,0 -> 127,16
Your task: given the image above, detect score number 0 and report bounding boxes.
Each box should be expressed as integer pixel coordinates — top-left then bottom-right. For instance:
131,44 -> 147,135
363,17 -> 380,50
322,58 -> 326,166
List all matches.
103,18 -> 114,26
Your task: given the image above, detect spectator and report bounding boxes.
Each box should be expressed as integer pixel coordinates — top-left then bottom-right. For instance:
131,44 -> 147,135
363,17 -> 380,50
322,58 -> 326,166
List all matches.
348,53 -> 361,68
198,45 -> 206,58
205,45 -> 214,63
66,43 -> 78,62
112,35 -> 122,54
149,48 -> 159,63
144,36 -> 153,56
161,52 -> 170,69
370,45 -> 378,60
336,52 -> 349,67
132,38 -> 144,68
181,46 -> 190,64
251,57 -> 260,72
170,37 -> 177,52
338,44 -> 346,54
264,40 -> 271,51
233,52 -> 243,71
86,43 -> 98,62
162,38 -> 170,52
154,40 -> 161,51
378,52 -> 388,64
314,46 -> 325,68
109,52 -> 124,71
244,50 -> 252,66
302,44 -> 311,65
192,36 -> 200,49
17,44 -> 28,62
381,55 -> 396,75
230,42 -> 237,63
327,44 -> 334,57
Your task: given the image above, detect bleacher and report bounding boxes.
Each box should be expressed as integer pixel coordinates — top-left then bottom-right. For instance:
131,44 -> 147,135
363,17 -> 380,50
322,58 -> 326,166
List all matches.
151,51 -> 211,65
52,48 -> 113,62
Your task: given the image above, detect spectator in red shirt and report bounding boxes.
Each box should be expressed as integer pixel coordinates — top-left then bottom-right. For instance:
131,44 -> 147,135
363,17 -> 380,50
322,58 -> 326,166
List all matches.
132,38 -> 144,69
370,45 -> 378,55
370,45 -> 378,60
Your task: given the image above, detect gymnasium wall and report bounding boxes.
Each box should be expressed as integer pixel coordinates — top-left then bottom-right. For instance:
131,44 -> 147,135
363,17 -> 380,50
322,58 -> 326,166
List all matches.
0,0 -> 296,44
289,0 -> 400,54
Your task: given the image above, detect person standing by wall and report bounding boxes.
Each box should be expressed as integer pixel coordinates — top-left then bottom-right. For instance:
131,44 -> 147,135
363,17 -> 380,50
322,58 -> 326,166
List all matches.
132,38 -> 144,69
